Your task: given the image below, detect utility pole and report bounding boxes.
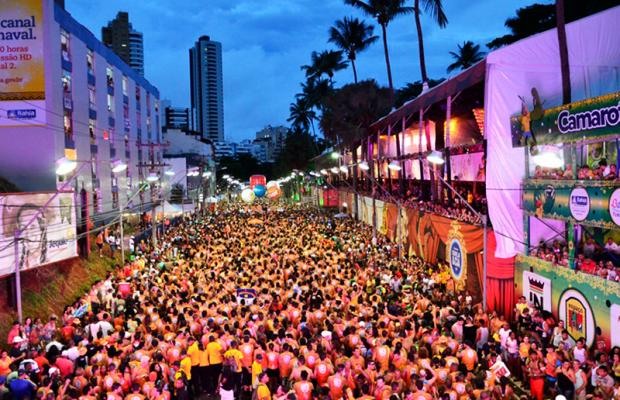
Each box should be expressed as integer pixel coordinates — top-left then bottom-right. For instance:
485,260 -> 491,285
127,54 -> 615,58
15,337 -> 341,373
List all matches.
136,140 -> 169,250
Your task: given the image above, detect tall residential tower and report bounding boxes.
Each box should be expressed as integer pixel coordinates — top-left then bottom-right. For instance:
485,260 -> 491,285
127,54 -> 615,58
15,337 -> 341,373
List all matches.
102,12 -> 144,76
189,35 -> 224,142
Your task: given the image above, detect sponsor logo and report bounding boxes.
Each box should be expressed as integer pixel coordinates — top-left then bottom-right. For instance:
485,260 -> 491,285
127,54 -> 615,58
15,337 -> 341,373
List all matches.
523,271 -> 552,312
449,239 -> 463,280
609,188 -> 620,226
7,109 -> 36,119
558,289 -> 595,345
557,103 -> 620,134
569,187 -> 590,221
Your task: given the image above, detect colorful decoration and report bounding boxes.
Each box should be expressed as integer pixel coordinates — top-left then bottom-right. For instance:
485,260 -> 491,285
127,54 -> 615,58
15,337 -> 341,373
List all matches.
253,184 -> 266,198
241,188 -> 255,203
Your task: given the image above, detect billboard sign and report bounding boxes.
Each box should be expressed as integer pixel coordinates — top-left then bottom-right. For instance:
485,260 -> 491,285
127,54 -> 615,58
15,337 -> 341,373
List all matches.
0,192 -> 77,277
0,0 -> 46,126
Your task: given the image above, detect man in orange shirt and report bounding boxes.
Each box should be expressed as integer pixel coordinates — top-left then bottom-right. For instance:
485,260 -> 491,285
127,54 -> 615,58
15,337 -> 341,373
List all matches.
278,343 -> 295,387
327,364 -> 347,400
457,341 -> 478,373
294,370 -> 314,400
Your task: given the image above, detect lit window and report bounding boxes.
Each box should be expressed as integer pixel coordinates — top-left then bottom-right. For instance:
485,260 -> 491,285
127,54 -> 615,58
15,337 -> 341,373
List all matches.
60,30 -> 71,62
122,75 -> 128,96
62,70 -> 71,93
86,49 -> 94,73
107,94 -> 114,113
106,66 -> 114,87
88,85 -> 96,108
89,119 -> 96,144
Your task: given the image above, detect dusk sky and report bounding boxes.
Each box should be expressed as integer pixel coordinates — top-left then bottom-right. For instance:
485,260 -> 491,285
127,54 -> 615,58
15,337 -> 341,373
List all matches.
67,0 -> 550,141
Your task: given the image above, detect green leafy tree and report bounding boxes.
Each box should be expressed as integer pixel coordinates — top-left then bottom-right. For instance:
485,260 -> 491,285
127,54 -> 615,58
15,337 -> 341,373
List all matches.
320,80 -> 392,147
446,41 -> 485,73
344,0 -> 413,91
328,17 -> 379,83
413,0 -> 448,85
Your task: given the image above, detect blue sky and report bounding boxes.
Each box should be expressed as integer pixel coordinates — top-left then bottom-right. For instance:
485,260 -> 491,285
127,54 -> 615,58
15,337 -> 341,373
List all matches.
66,0 -> 550,141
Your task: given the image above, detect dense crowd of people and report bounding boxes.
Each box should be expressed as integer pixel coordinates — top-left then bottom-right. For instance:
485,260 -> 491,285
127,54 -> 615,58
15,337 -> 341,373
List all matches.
532,161 -> 618,181
530,239 -> 620,282
1,205 -> 619,400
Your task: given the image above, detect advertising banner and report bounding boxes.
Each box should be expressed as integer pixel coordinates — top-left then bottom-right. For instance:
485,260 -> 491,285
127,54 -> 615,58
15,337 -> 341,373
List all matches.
511,91 -> 620,147
522,270 -> 552,312
0,192 -> 77,277
515,255 -> 620,347
450,152 -> 485,182
523,180 -> 620,229
0,0 -> 46,126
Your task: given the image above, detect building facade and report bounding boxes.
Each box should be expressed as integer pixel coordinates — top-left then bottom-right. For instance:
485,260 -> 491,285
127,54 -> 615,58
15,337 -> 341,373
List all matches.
255,125 -> 289,162
189,35 -> 224,142
164,106 -> 190,132
0,1 -> 163,221
101,11 -> 144,76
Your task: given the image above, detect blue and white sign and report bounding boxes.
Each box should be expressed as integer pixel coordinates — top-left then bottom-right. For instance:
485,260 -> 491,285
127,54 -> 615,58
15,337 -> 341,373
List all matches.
449,238 -> 464,280
569,187 -> 590,221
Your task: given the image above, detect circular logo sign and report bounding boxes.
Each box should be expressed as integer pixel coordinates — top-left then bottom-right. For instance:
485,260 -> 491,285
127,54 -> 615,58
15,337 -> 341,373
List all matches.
609,188 -> 620,226
569,187 -> 590,221
449,239 -> 463,280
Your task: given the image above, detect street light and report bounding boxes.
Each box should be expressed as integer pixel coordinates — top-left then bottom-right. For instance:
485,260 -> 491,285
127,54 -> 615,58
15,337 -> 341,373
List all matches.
358,161 -> 370,171
331,151 -> 340,159
427,150 -> 445,165
111,159 -> 128,173
320,169 -> 328,175
146,172 -> 159,182
55,157 -> 77,175
387,160 -> 402,171
330,167 -> 339,174
339,165 -> 348,173
164,169 -> 175,176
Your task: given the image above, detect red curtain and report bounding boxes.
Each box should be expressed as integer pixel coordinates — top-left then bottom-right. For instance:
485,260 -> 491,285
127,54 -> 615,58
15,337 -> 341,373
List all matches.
486,230 -> 516,320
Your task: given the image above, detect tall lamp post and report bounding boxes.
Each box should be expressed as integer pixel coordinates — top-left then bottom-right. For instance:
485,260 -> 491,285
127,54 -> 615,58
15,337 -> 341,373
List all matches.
427,150 -> 488,311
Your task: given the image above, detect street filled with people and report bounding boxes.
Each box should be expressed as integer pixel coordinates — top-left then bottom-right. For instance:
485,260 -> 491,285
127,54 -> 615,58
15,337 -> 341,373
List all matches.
1,204 -> 620,400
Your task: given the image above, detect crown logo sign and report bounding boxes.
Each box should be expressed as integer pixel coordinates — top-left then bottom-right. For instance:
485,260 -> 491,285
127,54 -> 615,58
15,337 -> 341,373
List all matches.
528,277 -> 545,290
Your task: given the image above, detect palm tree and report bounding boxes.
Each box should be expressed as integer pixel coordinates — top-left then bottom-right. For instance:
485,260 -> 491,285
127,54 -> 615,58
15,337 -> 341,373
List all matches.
301,50 -> 348,84
328,17 -> 379,83
413,0 -> 448,85
287,98 -> 316,133
446,41 -> 485,72
345,0 -> 413,91
556,0 -> 571,104
298,77 -> 333,111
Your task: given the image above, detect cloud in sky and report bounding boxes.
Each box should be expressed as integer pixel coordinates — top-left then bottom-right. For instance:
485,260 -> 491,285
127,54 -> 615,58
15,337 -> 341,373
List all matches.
66,0 -> 546,141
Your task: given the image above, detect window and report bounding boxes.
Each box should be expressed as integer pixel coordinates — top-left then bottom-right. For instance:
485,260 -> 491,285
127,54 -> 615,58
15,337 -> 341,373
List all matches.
60,29 -> 70,62
91,155 -> 97,177
122,75 -> 128,96
88,85 -> 96,109
62,70 -> 71,93
63,110 -> 73,138
89,119 -> 96,144
135,86 -> 141,102
107,94 -> 114,113
106,66 -> 114,87
123,103 -> 130,132
86,49 -> 94,74
146,93 -> 151,116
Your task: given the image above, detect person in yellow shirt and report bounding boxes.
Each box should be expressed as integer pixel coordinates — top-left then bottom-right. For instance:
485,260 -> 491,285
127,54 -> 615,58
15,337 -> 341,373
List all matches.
186,337 -> 201,394
206,335 -> 223,396
256,372 -> 271,400
252,354 -> 264,389
224,340 -> 243,396
179,351 -> 192,383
